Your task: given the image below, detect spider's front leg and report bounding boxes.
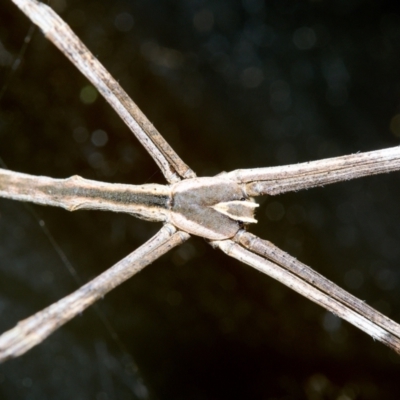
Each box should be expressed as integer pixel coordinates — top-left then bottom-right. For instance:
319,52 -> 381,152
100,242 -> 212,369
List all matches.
225,146 -> 400,196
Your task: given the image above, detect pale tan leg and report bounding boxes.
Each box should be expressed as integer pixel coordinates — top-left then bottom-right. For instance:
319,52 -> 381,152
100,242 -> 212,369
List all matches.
213,235 -> 400,354
0,225 -> 190,361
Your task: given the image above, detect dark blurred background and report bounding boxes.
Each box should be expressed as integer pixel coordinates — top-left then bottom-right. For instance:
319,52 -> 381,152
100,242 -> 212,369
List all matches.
1,0 -> 400,398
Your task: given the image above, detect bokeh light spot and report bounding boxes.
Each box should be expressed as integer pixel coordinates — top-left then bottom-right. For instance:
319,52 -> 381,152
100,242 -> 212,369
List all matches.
79,85 -> 98,104
293,27 -> 316,50
241,66 -> 264,88
114,12 -> 134,32
193,9 -> 214,32
91,129 -> 108,147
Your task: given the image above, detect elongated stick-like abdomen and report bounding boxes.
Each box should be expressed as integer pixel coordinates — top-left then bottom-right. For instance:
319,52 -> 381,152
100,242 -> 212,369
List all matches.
0,168 -> 171,221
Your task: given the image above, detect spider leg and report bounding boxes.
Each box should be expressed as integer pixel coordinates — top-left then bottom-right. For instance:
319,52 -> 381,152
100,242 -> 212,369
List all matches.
212,232 -> 400,354
224,146 -> 400,196
0,224 -> 190,362
11,0 -> 195,183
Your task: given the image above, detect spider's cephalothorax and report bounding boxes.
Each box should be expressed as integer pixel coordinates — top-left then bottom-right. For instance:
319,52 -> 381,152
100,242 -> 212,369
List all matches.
170,177 -> 258,240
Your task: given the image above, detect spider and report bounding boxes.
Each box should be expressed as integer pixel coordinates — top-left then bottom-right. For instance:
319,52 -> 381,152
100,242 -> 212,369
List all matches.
2,0 -> 400,398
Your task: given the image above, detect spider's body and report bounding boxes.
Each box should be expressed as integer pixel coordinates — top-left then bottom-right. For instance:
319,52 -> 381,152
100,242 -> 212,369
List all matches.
0,170 -> 259,240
